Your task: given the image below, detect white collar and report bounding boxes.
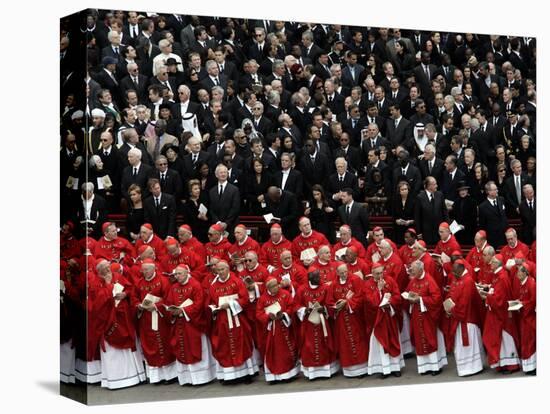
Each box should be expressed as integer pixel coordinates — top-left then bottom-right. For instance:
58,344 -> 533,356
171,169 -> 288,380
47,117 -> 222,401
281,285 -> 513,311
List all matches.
418,271 -> 425,280
302,230 -> 313,238
308,281 -> 319,289
246,263 -> 259,272
271,237 -> 283,245
494,266 -> 503,274
238,235 -> 249,246
338,277 -> 347,285
476,241 -> 487,253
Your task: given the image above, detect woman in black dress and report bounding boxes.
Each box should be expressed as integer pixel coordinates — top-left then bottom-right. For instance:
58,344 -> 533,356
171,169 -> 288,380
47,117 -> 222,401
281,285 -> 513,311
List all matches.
162,144 -> 186,183
281,135 -> 301,159
195,161 -> 217,192
391,39 -> 415,79
471,162 -> 489,203
181,179 -> 210,243
126,184 -> 145,241
450,182 -> 478,245
304,184 -> 336,244
391,181 -> 416,245
243,158 -> 273,214
88,154 -> 117,213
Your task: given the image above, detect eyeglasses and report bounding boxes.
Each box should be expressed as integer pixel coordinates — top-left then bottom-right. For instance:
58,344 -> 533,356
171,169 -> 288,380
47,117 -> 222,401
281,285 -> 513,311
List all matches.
255,34 -> 263,37
244,259 -> 253,262
190,72 -> 198,76
157,163 -> 167,166
252,107 -> 262,110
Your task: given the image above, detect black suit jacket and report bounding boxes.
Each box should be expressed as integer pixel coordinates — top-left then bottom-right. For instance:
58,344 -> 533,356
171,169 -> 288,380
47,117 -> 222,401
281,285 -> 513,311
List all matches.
181,151 -> 214,180
298,152 -> 333,196
386,117 -> 411,148
414,190 -> 450,245
208,182 -> 240,232
502,173 -> 533,212
333,146 -> 363,175
273,169 -> 304,200
519,199 -> 536,244
120,74 -> 150,104
338,202 -> 370,246
440,169 -> 466,202
264,190 -> 300,239
121,163 -> 153,201
418,157 -> 445,183
150,169 -> 184,200
327,172 -> 359,201
200,74 -> 229,93
478,197 -> 508,248
392,164 -> 422,195
143,193 -> 177,239
74,194 -> 108,238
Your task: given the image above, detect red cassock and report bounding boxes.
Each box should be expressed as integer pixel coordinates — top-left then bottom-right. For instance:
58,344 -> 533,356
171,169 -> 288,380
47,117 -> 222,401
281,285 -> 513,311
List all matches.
363,277 -> 402,357
86,271 -> 104,362
132,274 -> 175,367
259,237 -> 293,269
332,238 -> 367,259
529,241 -> 536,263
207,275 -> 254,368
482,267 -> 520,366
345,258 -> 371,280
417,253 -> 439,290
255,289 -> 298,374
128,259 -> 161,286
380,252 -> 407,292
517,277 -> 536,361
500,241 -> 530,264
94,236 -> 135,263
466,243 -> 491,282
205,238 -> 233,262
61,234 -> 81,260
134,235 -> 167,260
326,275 -> 369,367
398,244 -> 416,267
365,239 -> 398,265
93,274 -> 138,352
165,277 -> 207,364
309,259 -> 337,285
237,264 -> 269,355
159,247 -> 200,274
434,235 -> 461,288
181,237 -> 207,263
294,283 -> 336,367
508,261 -> 537,294
443,260 -> 474,286
228,236 -> 261,260
442,272 -> 483,352
291,231 -> 330,260
271,262 -> 308,289
406,273 -> 443,356
477,262 -> 494,285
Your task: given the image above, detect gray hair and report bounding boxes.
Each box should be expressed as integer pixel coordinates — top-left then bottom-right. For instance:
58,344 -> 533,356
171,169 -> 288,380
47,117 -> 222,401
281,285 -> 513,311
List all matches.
82,181 -> 95,192
128,147 -> 142,159
205,60 -> 217,71
88,154 -> 102,168
267,90 -> 280,105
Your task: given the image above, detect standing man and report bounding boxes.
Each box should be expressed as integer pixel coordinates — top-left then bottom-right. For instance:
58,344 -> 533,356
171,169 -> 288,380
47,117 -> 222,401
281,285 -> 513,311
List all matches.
414,176 -> 449,245
208,164 -> 241,237
338,188 -> 370,246
144,178 -> 177,239
513,264 -> 536,375
478,181 -> 508,248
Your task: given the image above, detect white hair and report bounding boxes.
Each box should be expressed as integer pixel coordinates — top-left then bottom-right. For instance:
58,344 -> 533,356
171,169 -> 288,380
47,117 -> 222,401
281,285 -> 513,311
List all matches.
88,154 -> 102,168
128,147 -> 142,159
82,181 -> 95,192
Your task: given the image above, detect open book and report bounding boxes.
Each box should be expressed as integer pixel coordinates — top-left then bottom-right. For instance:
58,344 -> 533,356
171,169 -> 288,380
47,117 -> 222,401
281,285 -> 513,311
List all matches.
142,293 -> 161,307
508,300 -> 523,311
307,301 -> 324,325
401,291 -> 410,300
449,220 -> 462,234
443,298 -> 455,313
300,248 -> 317,262
379,292 -> 391,307
165,298 -> 194,312
335,247 -> 347,260
264,301 -> 281,316
211,293 -> 239,311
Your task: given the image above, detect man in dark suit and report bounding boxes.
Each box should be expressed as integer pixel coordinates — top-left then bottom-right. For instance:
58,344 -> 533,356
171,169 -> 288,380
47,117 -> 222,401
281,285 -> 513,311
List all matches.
324,78 -> 346,116
341,51 -> 365,87
120,147 -> 154,202
327,157 -> 359,203
392,150 -> 423,195
338,189 -> 370,246
120,62 -> 149,104
478,181 -> 508,248
151,155 -> 184,201
414,52 -> 438,100
118,128 -> 152,168
74,182 -> 108,239
301,30 -> 324,63
200,60 -> 229,94
250,102 -> 274,138
386,103 -> 410,148
171,84 -> 201,122
135,36 -> 161,78
143,178 -> 177,239
208,164 -> 241,236
418,143 -> 444,183
94,57 -> 122,107
502,159 -> 533,216
298,139 -> 333,197
264,186 -> 301,240
440,155 -> 466,202
519,184 -> 536,245
181,136 -> 214,182
95,129 -> 122,204
414,176 -> 450,245
333,132 -> 363,174
273,153 -> 304,200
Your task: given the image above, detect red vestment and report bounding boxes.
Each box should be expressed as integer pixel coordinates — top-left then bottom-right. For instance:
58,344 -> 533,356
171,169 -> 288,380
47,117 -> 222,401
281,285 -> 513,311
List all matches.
326,275 -> 368,367
516,277 -> 536,360
332,238 -> 366,260
132,273 -> 175,367
207,275 -> 254,368
363,276 -> 402,357
228,236 -> 261,261
365,239 -> 398,265
345,258 -> 371,280
500,241 -> 530,264
291,231 -> 329,260
165,277 -> 207,364
259,237 -> 293,269
466,242 -> 491,282
309,259 -> 337,285
406,273 -> 443,356
181,237 -> 207,263
255,289 -> 298,374
294,283 -> 336,367
379,252 -> 407,292
134,235 -> 167,260
482,267 -> 520,366
94,236 -> 134,263
398,243 -> 416,267
529,241 -> 536,263
204,237 -> 233,262
159,247 -> 200,274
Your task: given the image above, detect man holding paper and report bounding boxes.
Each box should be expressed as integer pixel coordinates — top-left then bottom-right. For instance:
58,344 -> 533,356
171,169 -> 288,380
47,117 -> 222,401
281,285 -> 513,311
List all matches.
229,224 -> 261,271
327,264 -> 369,377
94,260 -> 146,389
512,263 -> 536,375
207,260 -> 259,382
479,254 -> 520,374
445,260 -> 484,376
271,250 -> 308,294
404,260 -> 448,375
295,270 -> 338,379
259,224 -> 293,270
291,217 -> 330,265
165,265 -> 216,385
160,237 -> 200,275
94,222 -> 135,265
363,263 -> 404,377
500,228 -> 530,268
133,259 -> 177,383
256,278 -> 299,382
332,225 -> 366,261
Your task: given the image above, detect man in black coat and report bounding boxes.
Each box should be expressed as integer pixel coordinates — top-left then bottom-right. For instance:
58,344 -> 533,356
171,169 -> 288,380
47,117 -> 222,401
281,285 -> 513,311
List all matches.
273,153 -> 304,200
418,143 -> 445,183
181,136 -> 214,182
143,179 -> 177,239
386,103 -> 410,148
208,164 -> 241,236
120,147 -> 154,202
333,132 -> 363,174
392,149 -> 422,195
338,188 -> 370,246
502,159 -> 533,216
414,176 -> 450,245
518,184 -> 536,244
478,181 -> 508,248
264,186 -> 301,240
327,157 -> 359,203
150,155 -> 184,202
440,154 -> 466,202
298,139 -> 333,197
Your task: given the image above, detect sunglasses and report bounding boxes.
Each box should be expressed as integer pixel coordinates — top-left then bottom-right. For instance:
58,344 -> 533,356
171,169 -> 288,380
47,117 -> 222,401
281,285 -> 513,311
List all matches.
244,259 -> 253,262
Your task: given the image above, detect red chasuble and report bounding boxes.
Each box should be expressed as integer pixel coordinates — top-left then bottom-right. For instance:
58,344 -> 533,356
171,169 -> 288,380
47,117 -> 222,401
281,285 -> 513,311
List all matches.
291,231 -> 329,259
259,237 -> 293,268
517,277 -> 536,360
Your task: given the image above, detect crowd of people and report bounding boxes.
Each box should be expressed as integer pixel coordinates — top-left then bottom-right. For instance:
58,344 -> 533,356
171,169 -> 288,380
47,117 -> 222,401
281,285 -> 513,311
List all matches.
59,10 -> 537,390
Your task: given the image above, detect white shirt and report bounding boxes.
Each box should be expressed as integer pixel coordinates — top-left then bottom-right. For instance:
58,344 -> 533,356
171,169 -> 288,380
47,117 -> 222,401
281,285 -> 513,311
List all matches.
82,195 -> 95,220
281,168 -> 290,189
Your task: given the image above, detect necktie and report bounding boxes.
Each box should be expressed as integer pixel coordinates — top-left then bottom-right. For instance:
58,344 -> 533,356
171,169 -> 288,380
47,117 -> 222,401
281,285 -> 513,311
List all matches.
395,118 -> 399,128
310,155 -> 315,163
133,76 -> 139,86
133,167 -> 137,177
328,95 -> 333,102
155,197 -> 160,209
429,193 -> 434,204
104,150 -> 108,157
132,26 -> 137,38
259,44 -> 263,53
346,205 -> 351,217
352,119 -> 357,129
402,169 -> 406,176
428,160 -> 432,173
515,175 -> 522,204
529,201 -> 533,211
214,77 -> 220,86
393,92 -> 397,99
377,101 -> 381,109
219,184 -> 224,198
424,65 -> 430,80
161,173 -> 166,185
192,153 -> 198,164
339,176 -> 344,183
114,46 -> 119,56
219,64 -> 224,73
493,199 -> 498,209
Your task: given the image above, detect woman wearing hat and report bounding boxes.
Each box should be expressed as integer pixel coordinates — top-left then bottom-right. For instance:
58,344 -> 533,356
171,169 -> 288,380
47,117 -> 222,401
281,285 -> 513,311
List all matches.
451,181 -> 477,245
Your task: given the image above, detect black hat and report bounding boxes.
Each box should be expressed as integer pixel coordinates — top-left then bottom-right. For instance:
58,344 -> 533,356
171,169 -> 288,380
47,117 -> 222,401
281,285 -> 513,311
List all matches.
166,57 -> 178,66
456,181 -> 470,191
159,103 -> 172,111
